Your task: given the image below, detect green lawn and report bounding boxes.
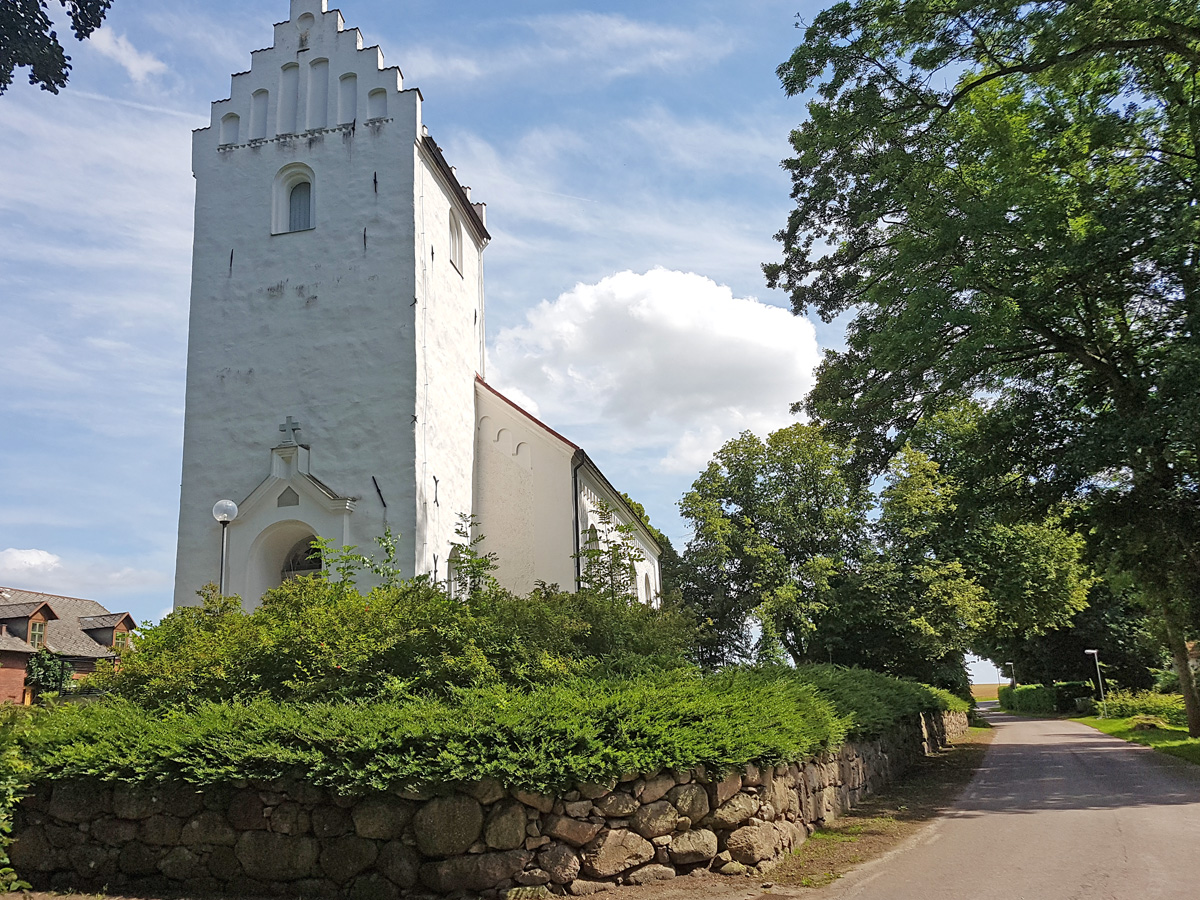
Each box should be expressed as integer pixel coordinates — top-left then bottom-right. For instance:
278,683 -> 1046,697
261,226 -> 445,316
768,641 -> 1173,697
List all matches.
1076,716 -> 1200,765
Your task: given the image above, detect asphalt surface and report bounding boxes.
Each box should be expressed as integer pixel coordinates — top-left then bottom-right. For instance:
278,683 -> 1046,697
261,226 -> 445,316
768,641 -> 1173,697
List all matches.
816,706 -> 1200,900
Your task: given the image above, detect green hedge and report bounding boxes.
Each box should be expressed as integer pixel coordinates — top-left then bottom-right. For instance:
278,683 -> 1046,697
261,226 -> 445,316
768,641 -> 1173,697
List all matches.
1100,690 -> 1187,727
17,666 -> 964,794
998,684 -> 1056,715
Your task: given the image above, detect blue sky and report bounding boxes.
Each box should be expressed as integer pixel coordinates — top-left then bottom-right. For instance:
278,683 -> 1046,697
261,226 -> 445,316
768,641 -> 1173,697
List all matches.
0,0 -> 998,682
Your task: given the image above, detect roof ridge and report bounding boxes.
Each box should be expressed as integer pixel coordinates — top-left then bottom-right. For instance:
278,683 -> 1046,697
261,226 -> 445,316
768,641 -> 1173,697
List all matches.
0,586 -> 107,605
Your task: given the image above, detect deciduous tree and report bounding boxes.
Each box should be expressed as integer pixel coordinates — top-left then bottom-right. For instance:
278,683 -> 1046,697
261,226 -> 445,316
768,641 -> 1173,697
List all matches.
768,0 -> 1200,733
1,0 -> 113,95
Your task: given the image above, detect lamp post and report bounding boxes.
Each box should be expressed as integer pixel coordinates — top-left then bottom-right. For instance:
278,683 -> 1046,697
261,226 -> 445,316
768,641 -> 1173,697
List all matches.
1006,661 -> 1016,686
212,500 -> 239,596
1085,649 -> 1107,717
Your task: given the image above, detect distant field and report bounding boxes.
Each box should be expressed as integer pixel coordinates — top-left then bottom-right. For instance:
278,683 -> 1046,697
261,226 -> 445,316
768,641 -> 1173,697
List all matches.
972,684 -> 1001,701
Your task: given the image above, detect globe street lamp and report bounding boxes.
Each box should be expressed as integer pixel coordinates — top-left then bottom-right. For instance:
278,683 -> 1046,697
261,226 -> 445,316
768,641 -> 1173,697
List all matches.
212,500 -> 239,596
1085,650 -> 1107,717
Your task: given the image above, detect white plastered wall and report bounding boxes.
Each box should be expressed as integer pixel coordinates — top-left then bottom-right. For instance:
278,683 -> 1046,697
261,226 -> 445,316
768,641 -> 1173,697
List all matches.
473,382 -> 578,595
411,145 -> 488,584
174,0 -> 478,607
577,467 -> 662,606
473,382 -> 662,600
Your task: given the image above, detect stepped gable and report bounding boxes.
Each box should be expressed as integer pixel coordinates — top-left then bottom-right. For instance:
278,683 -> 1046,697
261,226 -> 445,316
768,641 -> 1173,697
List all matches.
203,0 -> 404,150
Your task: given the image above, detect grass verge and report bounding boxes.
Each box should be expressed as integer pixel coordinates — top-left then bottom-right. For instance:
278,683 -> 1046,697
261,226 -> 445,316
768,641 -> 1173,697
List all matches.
767,725 -> 995,890
1075,716 -> 1200,765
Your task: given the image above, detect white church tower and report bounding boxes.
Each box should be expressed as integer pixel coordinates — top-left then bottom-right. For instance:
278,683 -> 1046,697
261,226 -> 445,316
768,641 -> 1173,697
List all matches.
174,0 -> 486,606
174,0 -> 663,609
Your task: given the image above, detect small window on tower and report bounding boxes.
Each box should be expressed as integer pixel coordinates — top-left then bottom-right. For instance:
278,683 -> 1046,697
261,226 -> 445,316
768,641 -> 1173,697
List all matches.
290,181 -> 312,232
449,210 -> 463,274
273,163 -> 316,235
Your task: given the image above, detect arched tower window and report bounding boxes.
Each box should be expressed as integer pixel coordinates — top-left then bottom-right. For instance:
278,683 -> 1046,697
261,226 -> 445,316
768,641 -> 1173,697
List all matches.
290,182 -> 312,231
273,163 -> 316,234
282,536 -> 322,581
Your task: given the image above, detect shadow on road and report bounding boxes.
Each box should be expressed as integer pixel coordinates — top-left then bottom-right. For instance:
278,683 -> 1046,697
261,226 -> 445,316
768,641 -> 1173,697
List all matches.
945,712 -> 1200,817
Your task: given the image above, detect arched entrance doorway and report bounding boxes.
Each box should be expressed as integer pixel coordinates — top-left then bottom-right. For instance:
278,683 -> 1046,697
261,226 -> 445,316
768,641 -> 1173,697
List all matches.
281,536 -> 323,581
243,519 -> 326,607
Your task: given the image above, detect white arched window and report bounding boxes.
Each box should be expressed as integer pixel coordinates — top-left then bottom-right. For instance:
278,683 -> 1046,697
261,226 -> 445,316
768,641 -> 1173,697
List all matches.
338,74 -> 358,125
307,59 -> 329,130
278,64 -> 300,135
368,88 -> 387,119
273,163 -> 315,234
220,113 -> 240,145
250,90 -> 269,140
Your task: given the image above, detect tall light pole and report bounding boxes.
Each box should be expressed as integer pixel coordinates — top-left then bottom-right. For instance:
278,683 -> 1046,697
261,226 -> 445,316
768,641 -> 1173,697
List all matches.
1085,649 -> 1106,717
1006,661 -> 1016,686
212,500 -> 239,596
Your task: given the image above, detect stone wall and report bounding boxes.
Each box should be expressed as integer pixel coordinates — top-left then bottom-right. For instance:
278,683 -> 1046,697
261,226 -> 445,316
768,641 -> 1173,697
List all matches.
11,710 -> 967,898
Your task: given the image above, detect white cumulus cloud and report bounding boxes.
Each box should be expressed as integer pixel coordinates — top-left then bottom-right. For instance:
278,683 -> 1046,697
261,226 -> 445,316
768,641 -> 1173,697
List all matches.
0,549 -> 62,575
489,269 -> 819,474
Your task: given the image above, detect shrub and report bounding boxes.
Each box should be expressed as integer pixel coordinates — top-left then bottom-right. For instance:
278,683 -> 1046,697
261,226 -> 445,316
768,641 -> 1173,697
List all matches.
1101,690 -> 1187,727
25,651 -> 74,699
87,573 -> 695,707
0,709 -> 30,891
1053,681 -> 1094,713
785,665 -> 966,738
998,684 -> 1056,715
20,666 -> 959,794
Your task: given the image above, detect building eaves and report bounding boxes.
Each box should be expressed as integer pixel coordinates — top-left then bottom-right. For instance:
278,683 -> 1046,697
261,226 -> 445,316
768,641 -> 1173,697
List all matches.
0,634 -> 35,655
476,377 -> 579,452
0,601 -> 59,621
574,450 -> 663,555
420,135 -> 491,246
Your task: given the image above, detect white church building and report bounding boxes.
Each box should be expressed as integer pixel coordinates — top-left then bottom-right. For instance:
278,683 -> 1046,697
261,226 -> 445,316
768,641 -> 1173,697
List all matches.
173,0 -> 662,610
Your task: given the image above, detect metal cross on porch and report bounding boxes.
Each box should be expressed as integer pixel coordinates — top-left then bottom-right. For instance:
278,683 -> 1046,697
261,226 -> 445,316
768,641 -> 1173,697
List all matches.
279,416 -> 303,445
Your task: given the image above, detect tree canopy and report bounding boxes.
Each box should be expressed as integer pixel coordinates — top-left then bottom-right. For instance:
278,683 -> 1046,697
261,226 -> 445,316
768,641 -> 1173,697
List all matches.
678,423 -> 1092,694
768,0 -> 1200,731
1,0 -> 113,95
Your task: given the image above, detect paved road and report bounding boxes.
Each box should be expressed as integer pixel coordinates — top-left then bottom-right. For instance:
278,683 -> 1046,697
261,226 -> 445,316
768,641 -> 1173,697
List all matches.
821,708 -> 1200,900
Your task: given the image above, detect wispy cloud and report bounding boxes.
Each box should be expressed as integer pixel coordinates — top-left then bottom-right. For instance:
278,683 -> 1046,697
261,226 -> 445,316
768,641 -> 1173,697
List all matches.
0,548 -> 170,612
399,12 -> 736,89
0,88 -> 191,620
89,29 -> 169,84
443,124 -> 791,326
622,105 -> 794,174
